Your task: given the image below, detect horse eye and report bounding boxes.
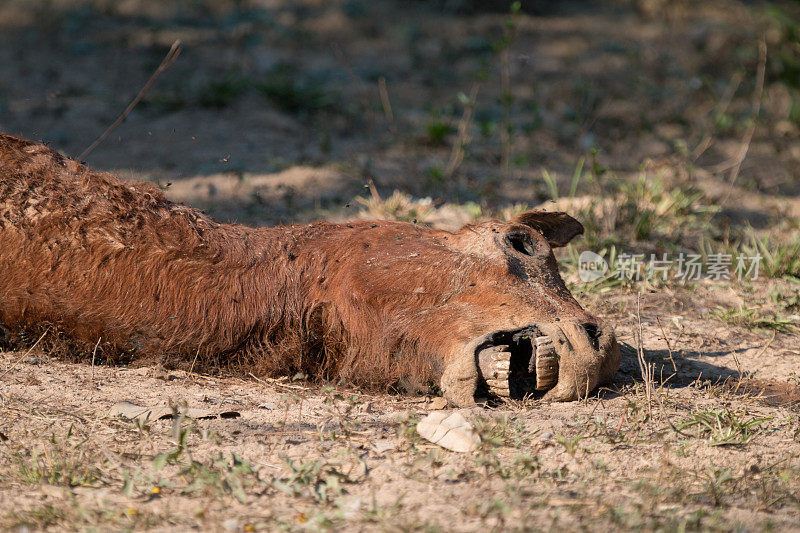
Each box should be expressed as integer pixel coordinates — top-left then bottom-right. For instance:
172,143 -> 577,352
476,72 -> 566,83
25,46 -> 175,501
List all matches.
506,233 -> 535,256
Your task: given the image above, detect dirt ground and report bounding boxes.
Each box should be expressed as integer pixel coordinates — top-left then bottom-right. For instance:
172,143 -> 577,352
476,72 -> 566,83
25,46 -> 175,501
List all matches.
1,293 -> 799,531
1,0 -> 800,531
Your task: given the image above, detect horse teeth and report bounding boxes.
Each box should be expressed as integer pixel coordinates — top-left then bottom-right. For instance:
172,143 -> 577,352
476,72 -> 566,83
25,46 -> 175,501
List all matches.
535,335 -> 553,346
486,379 -> 510,396
478,334 -> 559,397
518,335 -> 556,391
535,356 -> 558,390
535,336 -> 555,355
478,346 -> 512,398
485,362 -> 509,379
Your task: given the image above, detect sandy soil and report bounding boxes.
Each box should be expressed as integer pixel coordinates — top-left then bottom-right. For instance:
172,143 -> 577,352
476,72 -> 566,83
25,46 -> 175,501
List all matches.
1,288 -> 799,531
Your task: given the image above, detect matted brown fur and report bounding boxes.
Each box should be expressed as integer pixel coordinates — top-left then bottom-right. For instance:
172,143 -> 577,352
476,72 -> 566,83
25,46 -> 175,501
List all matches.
0,133 -> 617,399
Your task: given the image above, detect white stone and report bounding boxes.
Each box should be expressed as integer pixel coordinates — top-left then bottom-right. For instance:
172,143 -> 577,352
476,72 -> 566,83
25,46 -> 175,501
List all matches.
416,412 -> 480,453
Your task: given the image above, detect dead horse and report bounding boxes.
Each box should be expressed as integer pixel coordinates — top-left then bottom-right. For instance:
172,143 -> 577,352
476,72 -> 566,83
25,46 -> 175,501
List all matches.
0,133 -> 620,406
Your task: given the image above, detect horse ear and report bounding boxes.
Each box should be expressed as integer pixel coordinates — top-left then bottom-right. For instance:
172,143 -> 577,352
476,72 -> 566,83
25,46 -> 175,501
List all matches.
509,211 -> 584,248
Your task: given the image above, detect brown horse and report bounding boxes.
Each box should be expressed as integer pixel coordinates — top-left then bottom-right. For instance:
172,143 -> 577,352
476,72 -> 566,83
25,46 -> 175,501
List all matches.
0,133 -> 620,406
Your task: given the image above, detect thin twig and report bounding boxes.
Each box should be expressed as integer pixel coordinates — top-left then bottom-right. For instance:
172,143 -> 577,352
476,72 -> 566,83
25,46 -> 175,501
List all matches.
719,37 -> 767,206
91,337 -> 101,383
693,71 -> 743,161
378,77 -> 394,124
500,46 -> 512,180
731,351 -> 745,394
78,40 -> 182,161
444,82 -> 480,180
655,316 -> 678,373
0,329 -> 49,380
635,293 -> 653,418
754,330 -> 777,360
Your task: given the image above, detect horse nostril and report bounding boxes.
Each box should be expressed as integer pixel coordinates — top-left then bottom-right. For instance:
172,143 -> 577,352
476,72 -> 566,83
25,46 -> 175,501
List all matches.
583,323 -> 600,351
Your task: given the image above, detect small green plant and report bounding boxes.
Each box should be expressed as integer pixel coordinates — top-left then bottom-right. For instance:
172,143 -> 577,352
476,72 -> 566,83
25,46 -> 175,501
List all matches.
674,410 -> 771,446
473,414 -> 528,448
472,449 -> 540,482
765,5 -> 800,128
145,419 -> 262,503
540,156 -> 585,202
542,169 -> 559,201
8,504 -> 70,530
425,119 -> 454,145
425,164 -> 444,187
495,1 -> 521,176
711,306 -> 798,333
769,286 -> 800,312
396,411 -> 424,452
272,456 -> 352,504
316,386 -> 363,441
12,427 -> 102,487
556,434 -> 585,456
616,174 -> 708,241
564,79 -> 601,128
178,453 -> 258,503
700,465 -> 735,506
739,229 -> 800,280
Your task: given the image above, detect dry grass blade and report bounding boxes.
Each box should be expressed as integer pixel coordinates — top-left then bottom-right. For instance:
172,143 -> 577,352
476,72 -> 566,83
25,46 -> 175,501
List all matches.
90,337 -> 101,383
635,293 -> 653,418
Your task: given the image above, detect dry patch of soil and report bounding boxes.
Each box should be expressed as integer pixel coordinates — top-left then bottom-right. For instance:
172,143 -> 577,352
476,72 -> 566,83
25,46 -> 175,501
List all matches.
2,293 -> 799,531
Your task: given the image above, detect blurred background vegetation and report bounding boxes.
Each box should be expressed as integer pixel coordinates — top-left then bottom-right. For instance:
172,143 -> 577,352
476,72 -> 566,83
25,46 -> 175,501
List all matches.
0,0 -> 799,313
